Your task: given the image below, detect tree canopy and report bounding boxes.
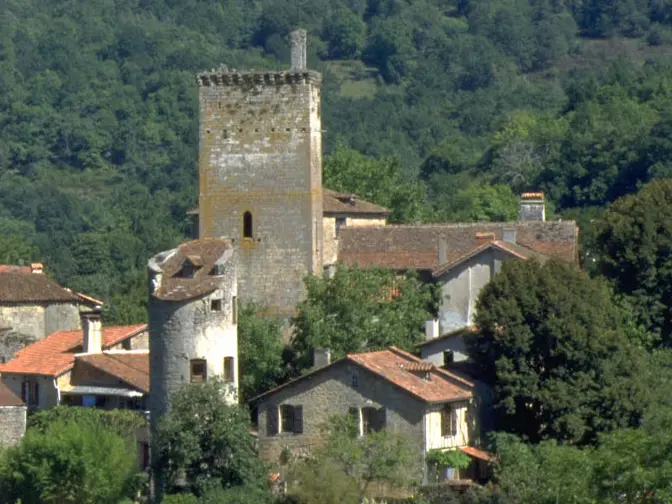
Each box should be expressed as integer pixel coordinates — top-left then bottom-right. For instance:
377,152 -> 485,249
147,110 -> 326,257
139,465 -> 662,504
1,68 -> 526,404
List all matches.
469,259 -> 645,445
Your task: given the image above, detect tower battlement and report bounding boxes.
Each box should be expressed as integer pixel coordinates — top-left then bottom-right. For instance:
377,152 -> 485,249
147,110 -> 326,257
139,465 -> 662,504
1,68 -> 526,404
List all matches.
197,70 -> 322,87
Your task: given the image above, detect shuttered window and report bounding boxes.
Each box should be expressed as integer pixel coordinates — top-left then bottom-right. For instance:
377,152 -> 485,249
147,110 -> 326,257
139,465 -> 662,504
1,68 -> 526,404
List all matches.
268,404 -> 304,435
267,405 -> 279,436
223,357 -> 235,383
190,359 -> 207,383
361,407 -> 386,435
441,405 -> 458,437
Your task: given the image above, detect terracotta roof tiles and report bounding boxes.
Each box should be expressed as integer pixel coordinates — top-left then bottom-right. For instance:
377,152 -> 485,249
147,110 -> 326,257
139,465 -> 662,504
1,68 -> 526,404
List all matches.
0,271 -> 79,303
338,221 -> 577,271
0,325 -> 147,377
75,352 -> 149,393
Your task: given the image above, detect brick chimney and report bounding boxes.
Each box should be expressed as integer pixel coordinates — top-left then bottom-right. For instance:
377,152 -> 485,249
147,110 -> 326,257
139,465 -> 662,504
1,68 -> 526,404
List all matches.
519,192 -> 545,221
475,232 -> 496,246
81,309 -> 102,354
290,29 -> 307,70
30,263 -> 43,274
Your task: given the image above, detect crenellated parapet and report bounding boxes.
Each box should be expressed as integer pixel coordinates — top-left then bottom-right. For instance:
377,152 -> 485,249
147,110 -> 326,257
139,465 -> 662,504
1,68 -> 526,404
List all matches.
197,70 -> 322,87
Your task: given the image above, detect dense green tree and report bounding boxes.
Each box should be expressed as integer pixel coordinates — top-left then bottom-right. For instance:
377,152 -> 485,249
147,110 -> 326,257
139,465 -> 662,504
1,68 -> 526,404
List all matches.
238,303 -> 288,400
154,378 -> 268,497
286,414 -> 415,503
595,179 -> 672,347
469,259 -> 645,445
28,405 -> 146,439
0,416 -> 139,504
291,265 -> 434,371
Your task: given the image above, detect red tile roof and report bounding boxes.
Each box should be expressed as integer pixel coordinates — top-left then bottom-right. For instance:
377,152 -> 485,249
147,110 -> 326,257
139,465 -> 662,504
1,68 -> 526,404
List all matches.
432,240 -> 548,277
459,446 -> 495,462
251,346 -> 473,404
0,265 -> 30,273
0,382 -> 24,407
0,271 -> 80,303
0,325 -> 147,377
338,221 -> 578,271
74,352 -> 149,393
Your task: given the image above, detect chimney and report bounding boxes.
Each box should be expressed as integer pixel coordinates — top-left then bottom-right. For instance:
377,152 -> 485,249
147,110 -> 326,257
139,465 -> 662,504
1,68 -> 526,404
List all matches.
425,319 -> 440,341
30,263 -> 43,274
475,232 -> 496,246
81,310 -> 102,354
312,348 -> 331,369
438,239 -> 447,266
503,227 -> 517,244
519,192 -> 546,221
290,29 -> 307,70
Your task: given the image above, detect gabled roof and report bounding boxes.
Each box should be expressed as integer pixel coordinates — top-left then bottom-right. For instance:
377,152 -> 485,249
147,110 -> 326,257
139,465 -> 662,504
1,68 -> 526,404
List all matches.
74,352 -> 149,393
149,238 -> 232,301
251,346 -> 473,405
432,240 -> 548,278
322,189 -> 390,216
0,382 -> 24,407
338,221 -> 577,271
0,325 -> 147,377
187,188 -> 390,218
0,271 -> 79,303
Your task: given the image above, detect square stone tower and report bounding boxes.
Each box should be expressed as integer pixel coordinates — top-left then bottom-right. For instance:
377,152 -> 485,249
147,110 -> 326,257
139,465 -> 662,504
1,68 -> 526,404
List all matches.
197,29 -> 323,316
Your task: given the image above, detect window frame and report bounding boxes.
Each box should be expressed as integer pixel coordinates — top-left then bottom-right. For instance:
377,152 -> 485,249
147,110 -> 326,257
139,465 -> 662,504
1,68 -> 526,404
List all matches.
190,359 -> 207,383
210,298 -> 223,312
243,211 -> 253,239
440,404 -> 458,437
280,404 -> 295,433
223,356 -> 235,383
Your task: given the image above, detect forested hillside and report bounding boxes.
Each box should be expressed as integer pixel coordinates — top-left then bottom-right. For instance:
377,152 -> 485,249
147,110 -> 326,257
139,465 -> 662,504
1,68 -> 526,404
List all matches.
3,0 -> 672,321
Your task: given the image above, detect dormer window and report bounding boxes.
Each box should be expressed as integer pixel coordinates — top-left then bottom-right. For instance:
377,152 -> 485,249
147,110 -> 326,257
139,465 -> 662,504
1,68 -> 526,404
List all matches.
176,255 -> 203,278
210,263 -> 225,276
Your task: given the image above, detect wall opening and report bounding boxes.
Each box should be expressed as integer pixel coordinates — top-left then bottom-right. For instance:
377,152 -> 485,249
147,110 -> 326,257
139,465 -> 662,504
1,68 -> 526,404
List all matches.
224,357 -> 235,382
243,211 -> 253,238
232,296 -> 237,324
211,299 -> 222,312
190,359 -> 207,383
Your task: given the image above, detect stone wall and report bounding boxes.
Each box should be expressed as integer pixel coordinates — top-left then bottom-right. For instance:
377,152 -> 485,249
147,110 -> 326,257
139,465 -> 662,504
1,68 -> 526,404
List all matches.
0,406 -> 26,447
198,71 -> 323,316
256,360 -> 428,483
0,302 -> 80,342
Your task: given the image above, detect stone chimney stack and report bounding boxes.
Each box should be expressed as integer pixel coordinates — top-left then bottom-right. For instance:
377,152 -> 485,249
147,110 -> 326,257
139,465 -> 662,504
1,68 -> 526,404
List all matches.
312,348 -> 331,369
503,227 -> 517,244
290,29 -> 307,70
519,192 -> 546,221
81,309 -> 102,354
425,319 -> 440,341
30,263 -> 43,274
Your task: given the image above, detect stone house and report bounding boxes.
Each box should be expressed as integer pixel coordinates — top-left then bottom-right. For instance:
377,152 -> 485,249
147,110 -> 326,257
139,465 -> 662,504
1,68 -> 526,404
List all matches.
0,263 -> 103,347
0,381 -> 26,448
0,310 -> 147,411
251,347 -> 491,484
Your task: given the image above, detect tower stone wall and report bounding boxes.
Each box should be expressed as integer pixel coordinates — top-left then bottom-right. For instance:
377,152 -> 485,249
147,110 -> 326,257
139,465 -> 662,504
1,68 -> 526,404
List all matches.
197,30 -> 323,317
147,238 -> 238,501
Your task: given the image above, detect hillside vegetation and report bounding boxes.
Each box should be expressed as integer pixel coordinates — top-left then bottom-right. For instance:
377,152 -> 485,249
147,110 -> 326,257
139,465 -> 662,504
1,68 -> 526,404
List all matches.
3,0 -> 672,319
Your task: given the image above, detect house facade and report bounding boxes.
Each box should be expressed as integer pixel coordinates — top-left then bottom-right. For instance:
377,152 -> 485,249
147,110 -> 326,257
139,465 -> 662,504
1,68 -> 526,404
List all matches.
252,347 -> 488,484
0,310 -> 147,411
0,263 -> 103,348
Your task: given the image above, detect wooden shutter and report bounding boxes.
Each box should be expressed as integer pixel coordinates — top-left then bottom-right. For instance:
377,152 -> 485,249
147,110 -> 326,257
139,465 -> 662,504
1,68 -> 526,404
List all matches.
293,405 -> 303,434
21,381 -> 28,404
266,405 -> 279,436
450,407 -> 457,436
33,382 -> 39,406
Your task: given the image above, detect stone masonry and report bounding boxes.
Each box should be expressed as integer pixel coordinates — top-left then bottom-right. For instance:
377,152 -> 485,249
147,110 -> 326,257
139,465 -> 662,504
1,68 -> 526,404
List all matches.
0,406 -> 26,447
255,360 -> 427,482
197,30 -> 323,317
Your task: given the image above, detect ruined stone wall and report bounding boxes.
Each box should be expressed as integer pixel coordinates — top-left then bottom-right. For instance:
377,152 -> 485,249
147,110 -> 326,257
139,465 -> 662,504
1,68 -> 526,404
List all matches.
198,71 -> 323,316
0,406 -> 26,447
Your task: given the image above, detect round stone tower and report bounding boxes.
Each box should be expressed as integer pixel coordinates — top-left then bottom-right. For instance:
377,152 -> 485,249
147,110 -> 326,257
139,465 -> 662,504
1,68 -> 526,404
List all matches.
147,237 -> 238,500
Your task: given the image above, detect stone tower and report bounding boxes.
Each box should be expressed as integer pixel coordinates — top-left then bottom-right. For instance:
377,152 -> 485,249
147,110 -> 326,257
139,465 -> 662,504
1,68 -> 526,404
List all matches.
197,29 -> 323,317
147,238 -> 238,500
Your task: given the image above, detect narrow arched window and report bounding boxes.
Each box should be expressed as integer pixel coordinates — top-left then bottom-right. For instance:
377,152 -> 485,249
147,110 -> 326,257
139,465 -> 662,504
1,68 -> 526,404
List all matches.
243,211 -> 253,238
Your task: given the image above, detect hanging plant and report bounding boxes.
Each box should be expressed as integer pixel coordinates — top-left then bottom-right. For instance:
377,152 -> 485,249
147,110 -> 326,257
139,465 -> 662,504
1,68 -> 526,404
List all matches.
426,448 -> 471,470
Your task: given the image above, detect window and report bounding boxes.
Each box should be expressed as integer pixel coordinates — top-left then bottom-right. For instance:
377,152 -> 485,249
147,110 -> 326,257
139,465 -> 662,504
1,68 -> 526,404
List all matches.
211,299 -> 222,312
232,296 -> 237,324
267,405 -> 304,435
335,217 -> 346,236
360,407 -> 386,435
243,211 -> 253,238
443,350 -> 454,367
21,380 -> 39,406
224,357 -> 235,383
139,442 -> 150,470
190,359 -> 207,383
122,339 -> 132,351
440,405 -> 458,437
351,372 -> 359,388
